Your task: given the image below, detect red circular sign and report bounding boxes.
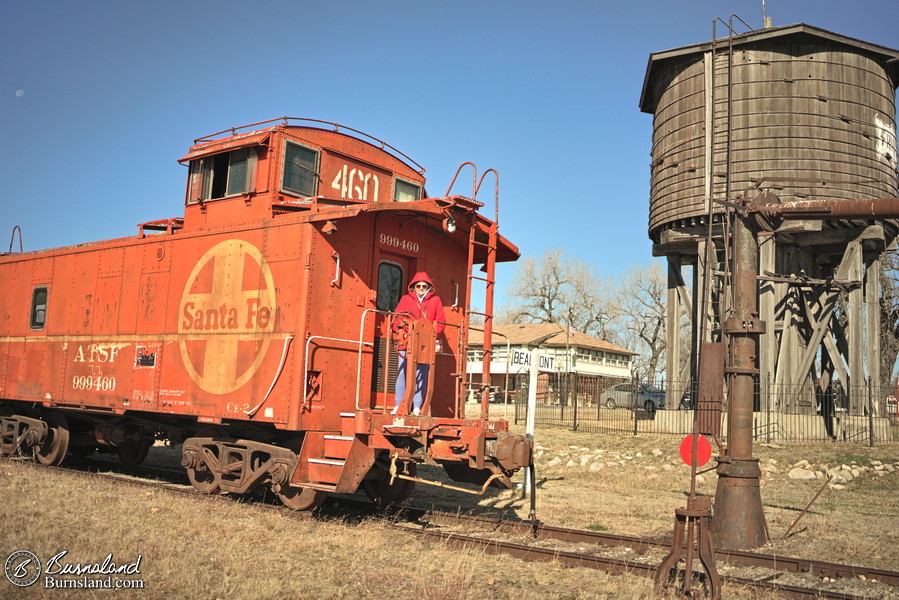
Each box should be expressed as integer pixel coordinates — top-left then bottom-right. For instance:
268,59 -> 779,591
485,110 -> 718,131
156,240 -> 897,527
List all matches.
679,434 -> 712,467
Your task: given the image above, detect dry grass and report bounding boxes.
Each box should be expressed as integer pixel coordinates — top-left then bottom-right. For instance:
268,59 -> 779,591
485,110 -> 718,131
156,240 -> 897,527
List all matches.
463,416 -> 899,569
0,461 -> 660,599
1,415 -> 897,599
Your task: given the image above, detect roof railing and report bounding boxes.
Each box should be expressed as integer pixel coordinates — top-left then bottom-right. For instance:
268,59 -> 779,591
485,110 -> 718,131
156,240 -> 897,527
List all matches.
191,116 -> 426,175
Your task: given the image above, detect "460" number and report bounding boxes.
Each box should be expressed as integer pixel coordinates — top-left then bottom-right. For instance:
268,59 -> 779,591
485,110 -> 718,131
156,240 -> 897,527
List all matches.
332,165 -> 380,201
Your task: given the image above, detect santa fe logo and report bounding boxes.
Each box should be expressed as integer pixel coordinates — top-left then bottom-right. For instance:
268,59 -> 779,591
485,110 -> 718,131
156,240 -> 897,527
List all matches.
178,240 -> 277,394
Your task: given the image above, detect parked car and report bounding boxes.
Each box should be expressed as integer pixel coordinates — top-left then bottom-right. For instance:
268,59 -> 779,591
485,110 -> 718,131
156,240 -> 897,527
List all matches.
467,386 -> 506,403
603,383 -> 665,413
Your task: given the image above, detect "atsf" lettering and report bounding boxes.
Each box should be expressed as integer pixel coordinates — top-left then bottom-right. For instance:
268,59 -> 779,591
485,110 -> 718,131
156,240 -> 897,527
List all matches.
73,344 -> 121,363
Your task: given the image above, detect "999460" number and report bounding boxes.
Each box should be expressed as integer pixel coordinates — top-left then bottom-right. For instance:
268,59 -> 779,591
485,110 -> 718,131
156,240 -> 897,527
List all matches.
72,375 -> 117,391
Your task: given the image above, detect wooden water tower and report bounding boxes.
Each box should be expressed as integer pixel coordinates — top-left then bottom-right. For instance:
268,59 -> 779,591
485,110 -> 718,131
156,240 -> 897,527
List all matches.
640,24 -> 899,414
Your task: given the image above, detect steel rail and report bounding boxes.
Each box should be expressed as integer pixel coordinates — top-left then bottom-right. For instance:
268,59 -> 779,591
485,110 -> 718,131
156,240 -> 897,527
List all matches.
401,528 -> 876,600
412,507 -> 899,588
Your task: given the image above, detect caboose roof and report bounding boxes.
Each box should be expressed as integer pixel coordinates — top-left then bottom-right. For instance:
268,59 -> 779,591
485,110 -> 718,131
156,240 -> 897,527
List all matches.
639,23 -> 899,114
177,117 -> 426,176
468,323 -> 636,355
178,129 -> 276,163
295,195 -> 520,264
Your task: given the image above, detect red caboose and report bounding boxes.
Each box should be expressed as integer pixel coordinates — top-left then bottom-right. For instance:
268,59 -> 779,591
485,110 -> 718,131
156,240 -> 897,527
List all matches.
0,117 -> 532,509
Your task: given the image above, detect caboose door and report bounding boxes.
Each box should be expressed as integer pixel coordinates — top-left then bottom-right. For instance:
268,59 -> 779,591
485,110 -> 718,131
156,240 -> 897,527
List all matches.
370,258 -> 411,411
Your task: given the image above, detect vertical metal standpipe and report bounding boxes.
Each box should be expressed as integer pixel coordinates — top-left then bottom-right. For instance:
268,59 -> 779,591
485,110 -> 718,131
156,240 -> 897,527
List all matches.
711,211 -> 768,550
868,378 -> 875,448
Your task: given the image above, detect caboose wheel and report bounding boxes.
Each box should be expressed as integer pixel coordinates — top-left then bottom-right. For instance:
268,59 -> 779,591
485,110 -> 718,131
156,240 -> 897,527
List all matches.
275,485 -> 327,511
187,466 -> 219,493
185,427 -> 222,493
117,438 -> 153,467
271,436 -> 327,510
35,411 -> 70,466
362,460 -> 416,509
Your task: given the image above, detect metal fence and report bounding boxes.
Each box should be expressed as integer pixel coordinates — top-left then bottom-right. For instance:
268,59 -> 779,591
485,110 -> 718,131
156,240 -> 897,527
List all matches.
510,373 -> 898,445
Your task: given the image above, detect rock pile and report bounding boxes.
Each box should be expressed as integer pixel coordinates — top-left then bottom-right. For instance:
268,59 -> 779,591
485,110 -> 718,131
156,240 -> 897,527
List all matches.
534,443 -> 898,491
534,444 -> 692,481
785,458 -> 897,489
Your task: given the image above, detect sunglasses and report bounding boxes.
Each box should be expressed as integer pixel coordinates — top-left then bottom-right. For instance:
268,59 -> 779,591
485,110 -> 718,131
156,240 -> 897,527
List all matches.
414,283 -> 430,289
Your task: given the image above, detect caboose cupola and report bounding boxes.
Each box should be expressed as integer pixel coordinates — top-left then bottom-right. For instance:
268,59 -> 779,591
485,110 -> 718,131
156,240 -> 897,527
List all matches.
178,117 -> 427,231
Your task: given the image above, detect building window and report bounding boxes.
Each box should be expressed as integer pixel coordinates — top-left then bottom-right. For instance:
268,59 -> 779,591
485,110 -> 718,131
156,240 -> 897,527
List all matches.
467,349 -> 485,362
376,262 -> 404,312
30,287 -> 48,330
187,148 -> 256,203
282,142 -> 319,197
393,178 -> 421,203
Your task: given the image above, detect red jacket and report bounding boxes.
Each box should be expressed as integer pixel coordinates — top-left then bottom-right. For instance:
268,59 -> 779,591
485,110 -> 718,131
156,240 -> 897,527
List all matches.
393,272 -> 445,350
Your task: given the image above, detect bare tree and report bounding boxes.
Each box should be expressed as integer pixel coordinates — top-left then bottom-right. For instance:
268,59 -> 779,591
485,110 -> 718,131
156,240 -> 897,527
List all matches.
879,249 -> 899,393
501,249 -> 615,338
610,262 -> 668,380
833,249 -> 899,394
501,251 -> 680,381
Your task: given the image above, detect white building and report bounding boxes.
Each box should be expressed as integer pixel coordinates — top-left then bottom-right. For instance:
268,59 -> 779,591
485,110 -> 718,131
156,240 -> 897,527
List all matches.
465,323 -> 635,400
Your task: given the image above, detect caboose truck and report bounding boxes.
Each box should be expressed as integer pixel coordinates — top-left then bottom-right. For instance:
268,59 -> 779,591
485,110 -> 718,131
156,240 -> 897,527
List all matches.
0,117 -> 533,509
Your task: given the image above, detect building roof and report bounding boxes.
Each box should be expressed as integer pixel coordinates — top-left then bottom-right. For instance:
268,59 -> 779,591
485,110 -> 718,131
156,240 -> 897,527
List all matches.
468,322 -> 636,356
639,23 -> 899,113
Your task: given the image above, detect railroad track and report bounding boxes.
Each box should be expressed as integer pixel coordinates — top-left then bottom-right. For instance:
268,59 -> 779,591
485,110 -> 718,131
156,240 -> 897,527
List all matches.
6,457 -> 898,599
392,506 -> 899,600
403,508 -> 899,587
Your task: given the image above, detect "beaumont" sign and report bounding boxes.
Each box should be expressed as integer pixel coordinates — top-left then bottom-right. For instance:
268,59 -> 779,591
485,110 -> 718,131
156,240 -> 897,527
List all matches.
511,349 -> 555,372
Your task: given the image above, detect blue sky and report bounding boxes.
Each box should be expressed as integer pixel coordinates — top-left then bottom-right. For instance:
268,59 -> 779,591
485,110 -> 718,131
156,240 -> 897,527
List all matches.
2,0 -> 897,296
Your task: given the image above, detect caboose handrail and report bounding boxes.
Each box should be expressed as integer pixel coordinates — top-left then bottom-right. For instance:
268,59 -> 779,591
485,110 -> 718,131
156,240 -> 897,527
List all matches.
462,326 -> 512,418
192,116 -> 426,174
304,308 -> 405,414
304,308 -> 409,412
445,162 -> 477,199
303,334 -> 374,414
246,335 -> 294,418
475,169 -> 500,225
356,308 -> 387,410
7,226 -> 23,254
356,309 -> 423,411
355,308 -> 456,413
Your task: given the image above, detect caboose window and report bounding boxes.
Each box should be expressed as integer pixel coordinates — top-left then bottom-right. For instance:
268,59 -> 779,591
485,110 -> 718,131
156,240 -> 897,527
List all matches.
393,178 -> 421,203
225,148 -> 250,196
376,262 -> 404,312
30,287 -> 48,330
282,142 -> 319,197
187,148 -> 256,203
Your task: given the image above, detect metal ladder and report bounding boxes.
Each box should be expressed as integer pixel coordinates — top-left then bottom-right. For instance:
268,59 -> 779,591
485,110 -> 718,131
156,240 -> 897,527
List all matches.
448,164 -> 500,420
